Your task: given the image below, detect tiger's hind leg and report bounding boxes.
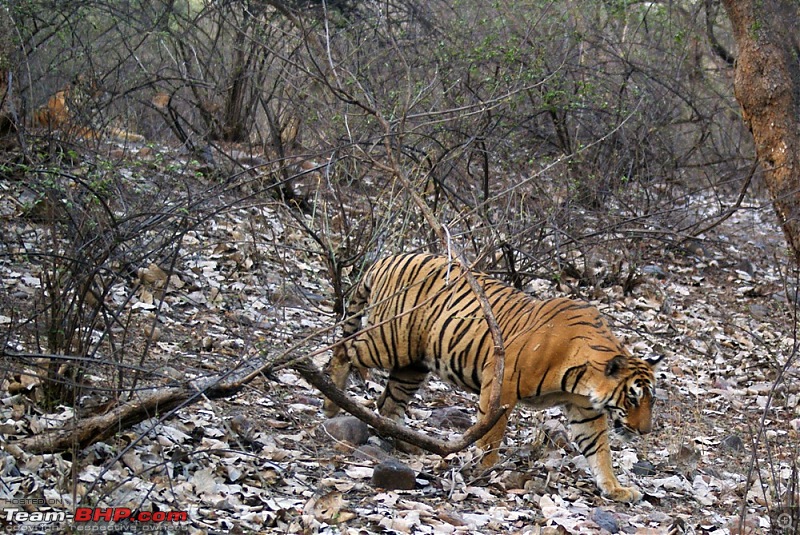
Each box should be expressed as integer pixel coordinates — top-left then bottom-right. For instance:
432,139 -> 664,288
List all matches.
377,364 -> 429,422
564,403 -> 642,502
476,373 -> 516,468
377,365 -> 428,453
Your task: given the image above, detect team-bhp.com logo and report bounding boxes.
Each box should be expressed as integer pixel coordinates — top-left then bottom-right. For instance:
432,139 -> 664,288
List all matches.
5,506 -> 188,531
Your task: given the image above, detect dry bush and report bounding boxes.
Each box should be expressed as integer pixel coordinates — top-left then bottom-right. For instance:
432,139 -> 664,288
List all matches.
0,0 -> 756,409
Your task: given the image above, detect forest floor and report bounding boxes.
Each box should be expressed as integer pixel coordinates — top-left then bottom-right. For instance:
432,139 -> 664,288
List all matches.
1,143 -> 799,534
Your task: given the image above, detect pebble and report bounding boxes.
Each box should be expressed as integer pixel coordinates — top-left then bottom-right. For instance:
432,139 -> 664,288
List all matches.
631,460 -> 657,476
428,407 -> 473,430
591,508 -> 619,533
720,434 -> 745,452
371,458 -> 416,490
648,511 -> 672,523
734,259 -> 756,277
642,265 -> 667,279
671,444 -> 700,465
352,444 -> 391,462
748,304 -> 769,319
318,416 -> 371,446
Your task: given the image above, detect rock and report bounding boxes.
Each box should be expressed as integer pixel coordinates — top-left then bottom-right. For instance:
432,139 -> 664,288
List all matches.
670,443 -> 699,465
683,239 -> 709,257
498,470 -> 531,490
721,434 -> 745,452
776,287 -> 800,306
318,416 -> 370,446
642,264 -> 667,279
748,304 -> 769,319
734,259 -> 756,277
352,444 -> 391,462
428,407 -> 472,430
631,460 -> 656,476
229,414 -> 254,441
371,458 -> 416,490
648,511 -> 672,523
367,436 -> 394,451
591,508 -> 619,533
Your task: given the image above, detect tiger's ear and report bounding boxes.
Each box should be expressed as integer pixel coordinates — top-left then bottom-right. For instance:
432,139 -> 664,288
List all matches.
605,355 -> 628,377
643,354 -> 665,370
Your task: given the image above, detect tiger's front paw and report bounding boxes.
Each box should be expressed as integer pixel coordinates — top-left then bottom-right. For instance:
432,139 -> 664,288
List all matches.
478,449 -> 500,469
322,398 -> 341,418
603,485 -> 642,503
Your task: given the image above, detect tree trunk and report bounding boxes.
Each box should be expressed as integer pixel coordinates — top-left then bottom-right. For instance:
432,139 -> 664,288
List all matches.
0,8 -> 16,137
721,0 -> 800,262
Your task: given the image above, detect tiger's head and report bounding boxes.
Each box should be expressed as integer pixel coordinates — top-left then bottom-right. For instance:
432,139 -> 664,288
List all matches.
595,353 -> 664,438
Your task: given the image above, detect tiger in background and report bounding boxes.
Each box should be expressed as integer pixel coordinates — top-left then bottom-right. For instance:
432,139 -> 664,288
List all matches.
33,76 -> 144,143
323,253 -> 663,502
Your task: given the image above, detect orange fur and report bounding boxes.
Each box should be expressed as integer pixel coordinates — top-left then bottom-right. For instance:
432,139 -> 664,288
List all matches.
324,253 -> 663,502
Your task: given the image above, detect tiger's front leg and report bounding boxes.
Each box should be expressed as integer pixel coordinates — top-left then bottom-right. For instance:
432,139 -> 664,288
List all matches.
564,404 -> 642,503
322,344 -> 353,418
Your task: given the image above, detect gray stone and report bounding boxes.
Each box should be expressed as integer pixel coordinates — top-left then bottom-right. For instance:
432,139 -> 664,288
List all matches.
642,265 -> 667,279
671,444 -> 700,465
428,407 -> 473,430
591,508 -> 619,533
352,444 -> 391,462
721,434 -> 746,452
371,458 -> 416,490
318,416 -> 371,446
631,460 -> 656,476
734,259 -> 756,277
748,304 -> 769,319
648,511 -> 671,524
367,436 -> 395,451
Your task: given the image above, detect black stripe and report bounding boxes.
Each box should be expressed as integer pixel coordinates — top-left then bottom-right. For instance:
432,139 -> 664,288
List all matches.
569,413 -> 604,425
535,365 -> 550,396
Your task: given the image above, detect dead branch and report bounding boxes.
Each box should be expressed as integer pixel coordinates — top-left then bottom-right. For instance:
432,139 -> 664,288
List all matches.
292,360 -> 507,456
16,386 -> 190,454
12,367 -> 245,454
291,68 -> 511,453
10,340 -> 506,457
372,118 -> 509,440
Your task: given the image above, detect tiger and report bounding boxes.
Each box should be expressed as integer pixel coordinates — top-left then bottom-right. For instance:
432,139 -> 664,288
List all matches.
323,253 -> 663,502
34,77 -> 144,143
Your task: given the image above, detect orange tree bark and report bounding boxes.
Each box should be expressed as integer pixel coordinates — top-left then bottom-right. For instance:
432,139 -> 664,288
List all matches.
721,0 -> 800,262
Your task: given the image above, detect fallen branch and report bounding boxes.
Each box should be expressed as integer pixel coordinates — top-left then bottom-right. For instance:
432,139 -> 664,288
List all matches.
291,359 -> 508,455
371,117 -> 508,441
11,344 -> 506,458
8,355 -> 246,454
292,62 -> 511,454
16,386 -> 190,454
